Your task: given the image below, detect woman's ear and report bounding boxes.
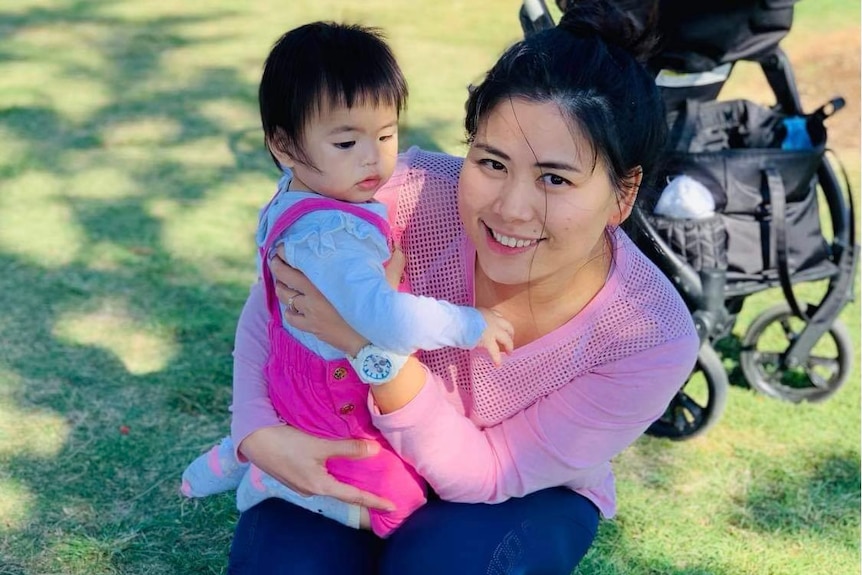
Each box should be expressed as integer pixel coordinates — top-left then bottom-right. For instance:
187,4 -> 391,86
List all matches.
609,166 -> 643,226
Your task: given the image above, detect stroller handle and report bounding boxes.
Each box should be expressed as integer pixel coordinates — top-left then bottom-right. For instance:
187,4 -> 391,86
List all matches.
519,0 -> 555,36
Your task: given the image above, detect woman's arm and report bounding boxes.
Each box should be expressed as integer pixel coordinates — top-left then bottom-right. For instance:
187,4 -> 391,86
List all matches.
229,280 -> 396,511
275,258 -> 699,503
371,335 -> 699,503
273,256 -> 428,409
229,281 -> 281,450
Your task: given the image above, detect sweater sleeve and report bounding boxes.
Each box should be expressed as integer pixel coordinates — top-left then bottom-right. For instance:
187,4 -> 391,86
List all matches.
286,224 -> 487,354
371,333 -> 700,503
229,281 -> 282,458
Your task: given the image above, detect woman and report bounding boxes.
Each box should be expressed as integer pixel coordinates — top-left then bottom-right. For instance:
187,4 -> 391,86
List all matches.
228,1 -> 699,573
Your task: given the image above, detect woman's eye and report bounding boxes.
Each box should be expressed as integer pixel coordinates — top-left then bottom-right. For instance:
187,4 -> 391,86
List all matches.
479,158 -> 506,171
334,141 -> 355,150
540,173 -> 570,186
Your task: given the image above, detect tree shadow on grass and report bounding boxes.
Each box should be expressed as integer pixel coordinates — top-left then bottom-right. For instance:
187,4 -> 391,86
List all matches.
574,520 -> 733,575
729,449 -> 861,549
598,425 -> 861,572
0,247 -> 242,572
0,4 -> 449,575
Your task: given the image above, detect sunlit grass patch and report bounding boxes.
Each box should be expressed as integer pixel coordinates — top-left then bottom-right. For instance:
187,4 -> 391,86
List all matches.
47,532 -> 135,575
0,479 -> 35,530
0,173 -> 84,266
160,174 -> 266,260
0,401 -> 69,458
101,117 -> 183,147
53,301 -> 177,375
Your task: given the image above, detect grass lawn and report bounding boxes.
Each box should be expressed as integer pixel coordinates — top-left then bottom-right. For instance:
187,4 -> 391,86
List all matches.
0,1 -> 859,574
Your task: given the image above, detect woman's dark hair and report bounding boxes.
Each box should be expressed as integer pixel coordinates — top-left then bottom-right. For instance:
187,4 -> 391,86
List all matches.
259,22 -> 408,170
465,0 -> 666,207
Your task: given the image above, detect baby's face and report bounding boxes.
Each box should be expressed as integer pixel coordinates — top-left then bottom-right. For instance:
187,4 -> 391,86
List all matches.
287,102 -> 399,202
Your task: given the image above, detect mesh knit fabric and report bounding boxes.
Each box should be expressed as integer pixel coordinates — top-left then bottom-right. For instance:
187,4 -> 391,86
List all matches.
384,147 -> 695,428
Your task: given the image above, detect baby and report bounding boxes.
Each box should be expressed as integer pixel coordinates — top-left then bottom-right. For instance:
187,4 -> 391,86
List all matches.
181,21 -> 513,538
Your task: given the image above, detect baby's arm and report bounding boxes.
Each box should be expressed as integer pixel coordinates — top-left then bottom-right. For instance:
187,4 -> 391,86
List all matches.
283,224 -> 496,355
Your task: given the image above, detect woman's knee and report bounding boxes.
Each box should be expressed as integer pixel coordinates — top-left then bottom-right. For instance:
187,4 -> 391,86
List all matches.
228,498 -> 382,575
380,488 -> 599,575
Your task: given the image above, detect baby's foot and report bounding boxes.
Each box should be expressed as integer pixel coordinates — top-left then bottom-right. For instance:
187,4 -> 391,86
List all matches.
236,465 -> 362,529
181,436 -> 247,497
236,464 -> 283,511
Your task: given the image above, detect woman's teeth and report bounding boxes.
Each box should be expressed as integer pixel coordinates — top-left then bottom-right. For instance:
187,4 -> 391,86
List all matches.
490,228 -> 539,248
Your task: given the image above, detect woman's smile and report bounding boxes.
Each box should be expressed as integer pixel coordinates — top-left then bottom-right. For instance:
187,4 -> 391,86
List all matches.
459,98 -> 620,289
484,222 -> 543,251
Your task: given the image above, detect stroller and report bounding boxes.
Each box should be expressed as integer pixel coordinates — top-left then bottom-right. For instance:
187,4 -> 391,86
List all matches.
519,0 -> 859,439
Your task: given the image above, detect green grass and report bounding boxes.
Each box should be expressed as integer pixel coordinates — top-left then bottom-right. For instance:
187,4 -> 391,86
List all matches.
0,1 -> 859,574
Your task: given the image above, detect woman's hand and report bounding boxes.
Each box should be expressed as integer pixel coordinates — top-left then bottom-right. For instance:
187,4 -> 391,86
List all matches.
238,424 -> 397,512
270,249 -> 368,356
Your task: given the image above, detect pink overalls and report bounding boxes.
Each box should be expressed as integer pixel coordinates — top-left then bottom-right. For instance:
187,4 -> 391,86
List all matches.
259,197 -> 426,538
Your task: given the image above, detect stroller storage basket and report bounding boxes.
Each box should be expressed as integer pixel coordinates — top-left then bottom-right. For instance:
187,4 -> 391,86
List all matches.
660,98 -> 838,290
647,214 -> 728,273
518,0 -> 858,441
640,94 -> 855,439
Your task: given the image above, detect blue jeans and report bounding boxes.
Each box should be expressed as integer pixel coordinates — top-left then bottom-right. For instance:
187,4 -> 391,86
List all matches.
228,487 -> 599,574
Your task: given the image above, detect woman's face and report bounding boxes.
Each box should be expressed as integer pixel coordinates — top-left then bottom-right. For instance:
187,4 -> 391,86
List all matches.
458,98 -> 633,290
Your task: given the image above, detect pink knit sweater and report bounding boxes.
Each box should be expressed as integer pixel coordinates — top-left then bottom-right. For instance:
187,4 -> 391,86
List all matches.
231,147 -> 700,518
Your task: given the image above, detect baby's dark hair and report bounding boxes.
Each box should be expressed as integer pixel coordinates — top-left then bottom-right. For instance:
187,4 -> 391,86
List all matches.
259,21 -> 408,170
465,0 -> 666,206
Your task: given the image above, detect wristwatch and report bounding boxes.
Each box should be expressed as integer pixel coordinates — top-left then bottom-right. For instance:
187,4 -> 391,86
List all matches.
347,344 -> 409,385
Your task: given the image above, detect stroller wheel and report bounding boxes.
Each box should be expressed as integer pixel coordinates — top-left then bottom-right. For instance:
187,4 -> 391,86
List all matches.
646,344 -> 728,440
740,303 -> 852,403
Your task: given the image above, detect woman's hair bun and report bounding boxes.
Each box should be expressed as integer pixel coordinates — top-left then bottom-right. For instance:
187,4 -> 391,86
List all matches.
557,0 -> 659,64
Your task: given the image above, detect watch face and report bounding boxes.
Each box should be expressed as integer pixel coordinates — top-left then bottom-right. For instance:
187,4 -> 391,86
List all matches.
362,353 -> 392,381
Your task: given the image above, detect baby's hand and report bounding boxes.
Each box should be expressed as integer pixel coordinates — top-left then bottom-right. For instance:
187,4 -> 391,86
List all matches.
477,308 -> 514,366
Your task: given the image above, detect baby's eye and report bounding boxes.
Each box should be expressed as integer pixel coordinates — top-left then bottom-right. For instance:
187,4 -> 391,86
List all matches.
334,141 -> 355,150
379,134 -> 395,142
540,173 -> 571,186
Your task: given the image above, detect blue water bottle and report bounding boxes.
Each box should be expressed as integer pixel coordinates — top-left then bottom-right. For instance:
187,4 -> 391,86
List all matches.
781,116 -> 813,150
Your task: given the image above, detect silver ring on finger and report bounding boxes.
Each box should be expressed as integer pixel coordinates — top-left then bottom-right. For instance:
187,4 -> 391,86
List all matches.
286,295 -> 299,315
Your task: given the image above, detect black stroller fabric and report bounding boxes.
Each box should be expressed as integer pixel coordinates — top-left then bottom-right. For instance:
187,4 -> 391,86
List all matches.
650,98 -> 831,282
650,0 -> 798,73
649,214 -> 728,271
554,0 -> 798,72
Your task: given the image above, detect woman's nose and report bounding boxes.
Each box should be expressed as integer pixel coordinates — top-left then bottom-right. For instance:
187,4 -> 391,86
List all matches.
494,177 -> 533,221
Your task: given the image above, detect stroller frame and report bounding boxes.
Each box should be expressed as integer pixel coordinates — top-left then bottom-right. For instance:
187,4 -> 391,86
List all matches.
518,0 -> 859,439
